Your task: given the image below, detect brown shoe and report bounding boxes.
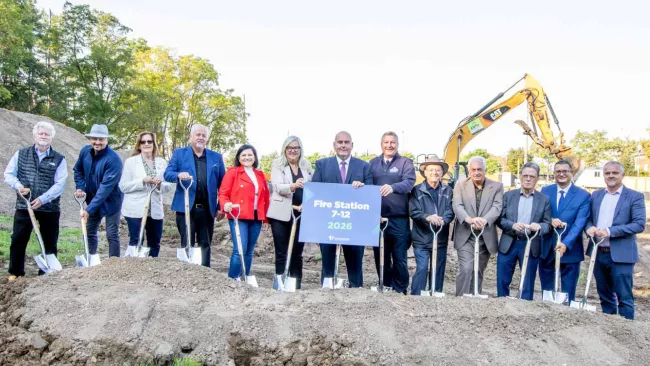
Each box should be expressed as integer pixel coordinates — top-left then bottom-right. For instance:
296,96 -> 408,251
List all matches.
7,275 -> 17,281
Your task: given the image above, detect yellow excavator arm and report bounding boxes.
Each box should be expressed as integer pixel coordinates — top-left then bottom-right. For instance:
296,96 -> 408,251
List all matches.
442,74 -> 577,183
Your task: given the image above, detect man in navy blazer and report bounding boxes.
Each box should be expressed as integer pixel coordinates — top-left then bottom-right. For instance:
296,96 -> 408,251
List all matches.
538,160 -> 591,302
585,161 -> 646,320
496,162 -> 551,300
312,131 -> 373,288
164,124 -> 226,267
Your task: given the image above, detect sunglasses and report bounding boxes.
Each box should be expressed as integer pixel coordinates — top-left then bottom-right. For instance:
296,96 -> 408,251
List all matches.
141,140 -> 154,145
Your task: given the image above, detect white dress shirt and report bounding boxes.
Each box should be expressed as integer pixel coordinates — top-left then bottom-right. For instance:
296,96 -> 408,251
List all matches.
596,185 -> 623,247
335,156 -> 352,181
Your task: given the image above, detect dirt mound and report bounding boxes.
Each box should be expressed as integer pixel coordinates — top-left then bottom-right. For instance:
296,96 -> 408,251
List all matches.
2,258 -> 650,365
0,109 -> 89,227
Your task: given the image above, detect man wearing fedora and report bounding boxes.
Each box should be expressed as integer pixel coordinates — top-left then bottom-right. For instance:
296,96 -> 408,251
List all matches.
368,131 -> 415,294
73,124 -> 124,257
409,155 -> 454,295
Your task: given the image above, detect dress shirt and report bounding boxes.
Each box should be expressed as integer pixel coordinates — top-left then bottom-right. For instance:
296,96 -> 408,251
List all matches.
517,189 -> 534,225
3,146 -> 68,204
557,182 -> 572,208
596,185 -> 623,247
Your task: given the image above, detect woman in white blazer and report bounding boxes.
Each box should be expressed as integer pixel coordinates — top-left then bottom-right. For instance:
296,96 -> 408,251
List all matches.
119,132 -> 172,257
267,136 -> 313,289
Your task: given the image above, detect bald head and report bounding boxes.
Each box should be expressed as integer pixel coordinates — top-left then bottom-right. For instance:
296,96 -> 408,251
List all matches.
333,131 -> 353,160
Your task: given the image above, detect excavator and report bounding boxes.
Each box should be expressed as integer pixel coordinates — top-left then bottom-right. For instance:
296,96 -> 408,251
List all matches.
416,74 -> 580,186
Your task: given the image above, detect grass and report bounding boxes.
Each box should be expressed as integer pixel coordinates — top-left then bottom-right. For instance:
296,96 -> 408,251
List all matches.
0,215 -> 86,266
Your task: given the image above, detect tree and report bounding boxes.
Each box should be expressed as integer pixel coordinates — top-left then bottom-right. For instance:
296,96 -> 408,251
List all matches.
401,151 -> 415,160
259,151 -> 279,175
571,130 -> 639,172
305,152 -> 327,170
506,148 -> 531,174
461,148 -> 500,174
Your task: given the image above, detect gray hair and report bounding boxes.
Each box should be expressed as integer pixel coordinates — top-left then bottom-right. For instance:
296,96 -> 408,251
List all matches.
190,124 -> 208,135
33,121 -> 56,139
277,135 -> 304,167
604,161 -> 625,174
554,159 -> 573,173
467,156 -> 487,170
381,131 -> 399,142
521,162 -> 540,176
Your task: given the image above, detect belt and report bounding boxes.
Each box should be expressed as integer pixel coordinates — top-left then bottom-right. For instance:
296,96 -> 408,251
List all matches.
598,246 -> 611,253
194,203 -> 206,209
515,235 -> 528,241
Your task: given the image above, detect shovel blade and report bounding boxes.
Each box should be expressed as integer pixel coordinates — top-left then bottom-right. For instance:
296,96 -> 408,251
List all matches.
75,255 -> 89,268
189,247 -> 202,265
176,248 -> 190,262
88,254 -> 101,267
136,247 -> 150,258
322,277 -> 334,289
125,245 -> 137,257
273,275 -> 284,291
246,275 -> 258,288
283,277 -> 297,292
542,290 -> 569,305
34,254 -> 54,273
45,254 -> 62,271
570,299 -> 597,311
463,293 -> 488,299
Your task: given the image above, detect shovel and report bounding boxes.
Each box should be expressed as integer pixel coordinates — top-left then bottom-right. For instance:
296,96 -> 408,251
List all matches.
19,191 -> 62,273
230,204 -> 258,287
543,224 -> 569,305
125,183 -> 156,258
508,226 -> 539,300
570,235 -> 605,311
176,177 -> 202,265
273,205 -> 302,292
371,218 -> 390,293
421,222 -> 445,297
74,194 -> 99,267
463,227 -> 488,299
323,244 -> 347,289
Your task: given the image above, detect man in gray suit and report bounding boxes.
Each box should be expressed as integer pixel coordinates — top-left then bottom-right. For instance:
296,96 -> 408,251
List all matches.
452,156 -> 504,296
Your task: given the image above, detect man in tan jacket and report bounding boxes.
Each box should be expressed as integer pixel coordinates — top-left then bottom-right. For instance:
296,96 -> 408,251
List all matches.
452,156 -> 504,296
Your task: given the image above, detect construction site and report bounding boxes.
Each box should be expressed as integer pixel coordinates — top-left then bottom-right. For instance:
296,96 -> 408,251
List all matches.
1,109 -> 650,365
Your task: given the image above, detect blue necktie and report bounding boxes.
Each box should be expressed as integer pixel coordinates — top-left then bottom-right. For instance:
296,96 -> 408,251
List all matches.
558,190 -> 566,211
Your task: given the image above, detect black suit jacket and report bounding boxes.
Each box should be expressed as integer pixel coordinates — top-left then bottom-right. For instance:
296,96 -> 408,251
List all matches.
312,156 -> 373,185
497,189 -> 552,257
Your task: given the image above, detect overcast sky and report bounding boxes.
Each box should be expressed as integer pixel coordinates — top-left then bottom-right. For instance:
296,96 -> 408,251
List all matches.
38,0 -> 650,159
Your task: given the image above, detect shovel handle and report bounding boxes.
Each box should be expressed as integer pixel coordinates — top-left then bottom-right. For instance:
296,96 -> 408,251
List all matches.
230,204 -> 241,220
178,176 -> 194,191
291,205 -> 302,221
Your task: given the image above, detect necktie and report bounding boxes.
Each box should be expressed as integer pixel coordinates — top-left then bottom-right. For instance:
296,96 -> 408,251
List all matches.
558,190 -> 566,211
340,161 -> 347,182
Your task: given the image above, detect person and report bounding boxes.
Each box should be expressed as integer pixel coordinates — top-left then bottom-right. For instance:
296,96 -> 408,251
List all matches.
267,136 -> 313,289
119,132 -> 172,257
368,132 -> 415,294
585,161 -> 645,320
73,124 -> 123,257
164,124 -> 226,267
312,131 -> 372,288
452,156 -> 503,296
219,144 -> 270,280
3,121 -> 67,279
538,159 -> 591,302
409,155 -> 454,295
496,162 -> 551,300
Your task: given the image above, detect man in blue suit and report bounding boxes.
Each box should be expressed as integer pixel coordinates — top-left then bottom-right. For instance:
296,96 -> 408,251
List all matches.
538,160 -> 591,302
164,124 -> 226,267
312,131 -> 373,288
585,161 -> 646,320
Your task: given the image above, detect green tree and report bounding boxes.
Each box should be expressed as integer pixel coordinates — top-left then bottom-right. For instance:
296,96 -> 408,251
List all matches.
571,130 -> 639,172
401,151 -> 415,160
305,152 -> 327,170
505,148 -> 531,174
259,151 -> 279,175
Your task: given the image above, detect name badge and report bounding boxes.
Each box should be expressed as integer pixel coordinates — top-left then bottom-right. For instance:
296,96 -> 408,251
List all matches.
389,167 -> 399,174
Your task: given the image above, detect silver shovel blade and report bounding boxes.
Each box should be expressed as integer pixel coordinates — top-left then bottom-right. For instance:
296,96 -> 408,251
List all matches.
323,278 -> 347,289
45,254 -> 62,271
570,299 -> 597,311
34,254 -> 54,273
189,247 -> 202,265
176,248 -> 190,262
273,275 -> 284,291
543,290 -> 569,305
124,245 -> 137,257
463,293 -> 488,299
246,275 -> 258,288
88,254 -> 101,266
75,255 -> 89,268
283,277 -> 297,292
136,247 -> 150,258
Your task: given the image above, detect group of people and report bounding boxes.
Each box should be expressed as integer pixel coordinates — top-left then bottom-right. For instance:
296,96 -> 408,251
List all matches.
3,122 -> 645,320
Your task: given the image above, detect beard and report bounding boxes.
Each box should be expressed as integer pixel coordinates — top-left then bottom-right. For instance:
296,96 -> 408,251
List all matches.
195,143 -> 205,149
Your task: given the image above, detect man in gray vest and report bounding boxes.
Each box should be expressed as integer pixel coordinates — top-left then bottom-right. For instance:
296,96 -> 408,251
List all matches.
3,121 -> 68,280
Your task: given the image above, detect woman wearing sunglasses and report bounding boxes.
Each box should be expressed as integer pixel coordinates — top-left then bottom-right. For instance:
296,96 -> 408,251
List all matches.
119,132 -> 172,257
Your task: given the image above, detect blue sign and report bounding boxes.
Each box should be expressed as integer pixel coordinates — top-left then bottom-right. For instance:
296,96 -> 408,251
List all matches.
299,182 -> 382,247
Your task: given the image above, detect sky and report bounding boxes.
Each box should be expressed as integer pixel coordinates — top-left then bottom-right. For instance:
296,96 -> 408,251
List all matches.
37,0 -> 650,159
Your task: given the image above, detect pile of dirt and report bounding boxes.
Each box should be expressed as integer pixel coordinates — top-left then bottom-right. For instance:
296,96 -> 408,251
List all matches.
0,109 -> 89,227
2,258 -> 650,365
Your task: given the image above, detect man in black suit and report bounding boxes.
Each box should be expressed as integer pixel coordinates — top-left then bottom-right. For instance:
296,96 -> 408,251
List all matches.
312,131 -> 373,287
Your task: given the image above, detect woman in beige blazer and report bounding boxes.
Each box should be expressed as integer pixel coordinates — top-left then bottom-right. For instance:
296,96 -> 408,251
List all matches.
267,136 -> 313,289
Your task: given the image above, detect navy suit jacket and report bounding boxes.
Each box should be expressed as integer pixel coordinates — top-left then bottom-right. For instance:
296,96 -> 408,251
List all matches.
586,186 -> 645,263
497,189 -> 552,257
540,184 -> 591,263
312,156 -> 373,186
164,146 -> 225,217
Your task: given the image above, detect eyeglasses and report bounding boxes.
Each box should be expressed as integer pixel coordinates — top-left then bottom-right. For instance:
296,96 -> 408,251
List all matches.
141,140 -> 154,145
286,147 -> 301,151
554,170 -> 570,175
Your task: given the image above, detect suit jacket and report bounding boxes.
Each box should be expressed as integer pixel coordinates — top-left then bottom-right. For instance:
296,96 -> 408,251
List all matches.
312,156 -> 373,186
452,178 -> 504,254
267,158 -> 313,221
497,189 -> 552,257
540,184 -> 591,263
119,155 -> 173,220
585,186 -> 646,263
163,146 -> 225,217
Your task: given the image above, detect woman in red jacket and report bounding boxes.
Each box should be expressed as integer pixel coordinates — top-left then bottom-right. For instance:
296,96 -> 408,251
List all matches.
219,144 -> 270,279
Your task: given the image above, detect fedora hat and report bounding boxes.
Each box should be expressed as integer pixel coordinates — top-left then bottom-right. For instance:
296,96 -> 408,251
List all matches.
419,154 -> 449,175
85,124 -> 110,139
